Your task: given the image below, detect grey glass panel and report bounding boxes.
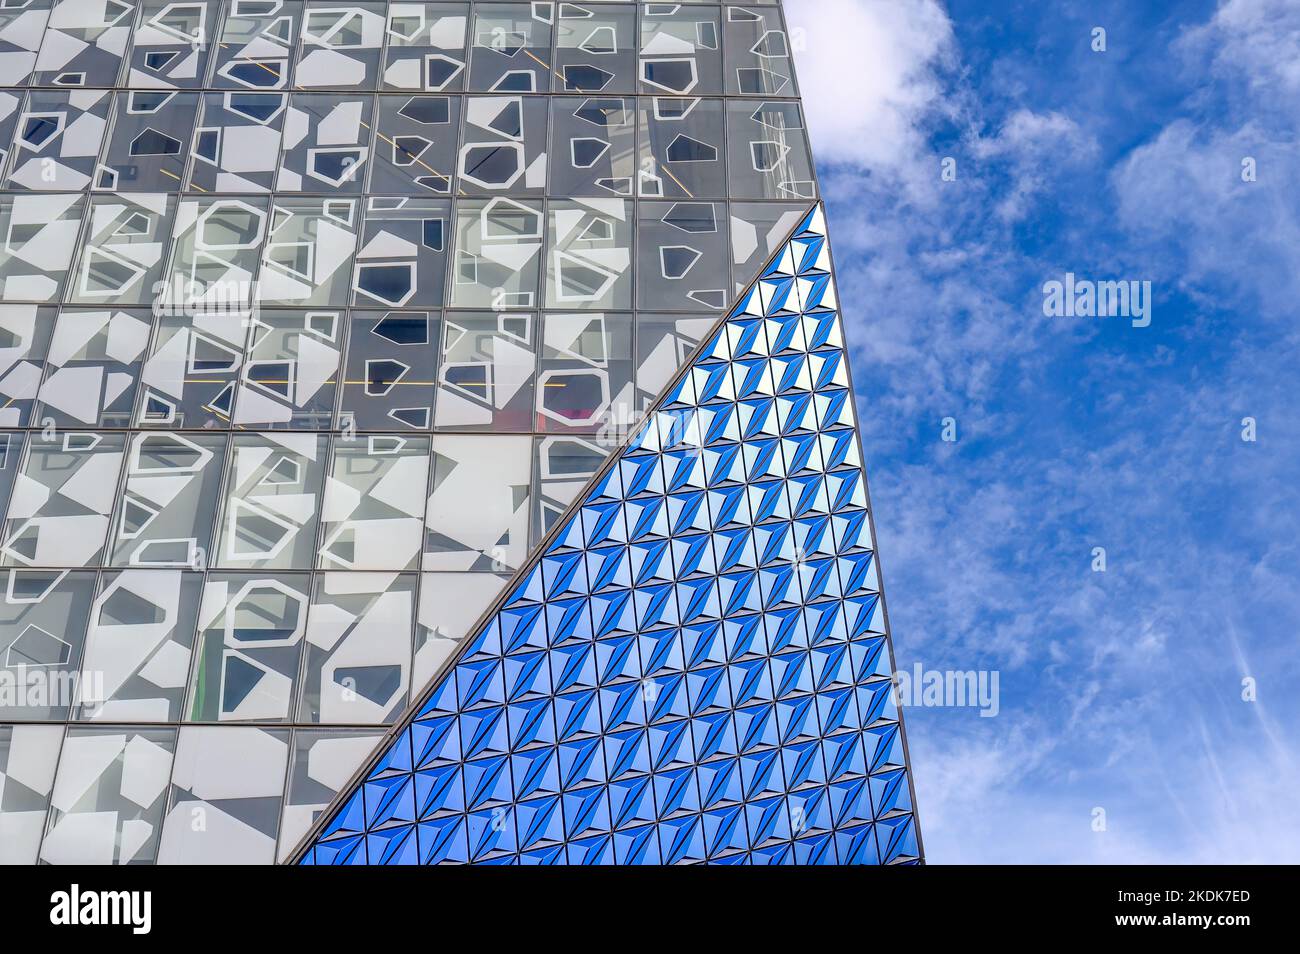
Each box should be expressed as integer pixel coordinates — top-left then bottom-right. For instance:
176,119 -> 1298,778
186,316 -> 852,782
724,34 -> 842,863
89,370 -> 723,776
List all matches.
371,94 -> 460,195
449,197 -> 542,308
318,436 -> 430,571
0,433 -> 126,569
70,193 -> 176,304
636,200 -> 731,312
212,3 -> 298,91
213,433 -> 327,571
236,309 -> 343,430
434,311 -> 536,431
42,726 -> 177,864
727,99 -> 817,200
0,305 -> 56,426
189,92 -> 287,194
424,434 -> 531,571
554,3 -> 636,94
279,93 -> 374,193
157,725 -> 288,863
638,97 -> 727,199
458,95 -> 548,196
298,571 -> 417,723
467,2 -> 552,93
354,197 -> 449,308
723,3 -> 798,96
126,0 -> 219,90
7,89 -> 110,191
0,569 -> 95,720
34,0 -> 131,87
77,569 -> 203,722
381,1 -> 469,93
0,433 -> 28,520
340,310 -> 441,432
110,431 -> 227,568
0,724 -> 62,864
258,198 -> 359,306
639,5 -> 722,95
138,312 -> 250,429
36,310 -> 149,428
294,1 -> 386,91
0,3 -> 51,89
549,95 -> 635,197
544,199 -> 633,311
536,311 -> 634,435
0,195 -> 85,302
98,91 -> 197,192
186,572 -> 309,723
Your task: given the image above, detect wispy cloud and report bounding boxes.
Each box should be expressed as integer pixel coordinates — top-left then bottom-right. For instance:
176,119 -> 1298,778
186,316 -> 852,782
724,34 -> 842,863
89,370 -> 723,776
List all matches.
1179,0 -> 1300,102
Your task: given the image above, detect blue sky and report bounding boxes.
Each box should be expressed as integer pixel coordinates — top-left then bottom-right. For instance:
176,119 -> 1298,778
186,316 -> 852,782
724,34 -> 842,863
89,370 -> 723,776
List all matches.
787,0 -> 1300,863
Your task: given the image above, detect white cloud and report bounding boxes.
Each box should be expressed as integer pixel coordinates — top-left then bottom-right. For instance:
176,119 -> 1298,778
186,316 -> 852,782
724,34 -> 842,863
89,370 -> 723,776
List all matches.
973,109 -> 1099,223
785,0 -> 956,189
1111,119 -> 1300,317
913,716 -> 1300,863
972,109 -> 1093,159
1180,0 -> 1300,98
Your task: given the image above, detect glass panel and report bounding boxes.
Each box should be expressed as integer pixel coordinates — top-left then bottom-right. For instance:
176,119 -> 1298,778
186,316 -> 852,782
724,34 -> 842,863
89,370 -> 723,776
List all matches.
434,311 -> 536,431
186,572 -> 309,723
340,310 -> 440,431
278,93 -> 374,193
77,569 -> 203,722
110,431 -> 227,568
319,436 -> 430,571
381,1 -> 470,93
214,433 -> 327,571
97,92 -> 197,192
70,193 -> 176,303
42,727 -> 177,864
8,89 -> 110,190
0,569 -> 95,720
298,572 -> 417,723
0,725 -> 62,864
157,725 -> 288,863
467,2 -> 553,93
294,0 -> 385,90
0,433 -> 126,568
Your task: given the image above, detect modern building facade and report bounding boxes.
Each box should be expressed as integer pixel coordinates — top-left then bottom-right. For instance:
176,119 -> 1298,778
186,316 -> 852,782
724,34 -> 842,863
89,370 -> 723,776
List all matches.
0,0 -> 921,864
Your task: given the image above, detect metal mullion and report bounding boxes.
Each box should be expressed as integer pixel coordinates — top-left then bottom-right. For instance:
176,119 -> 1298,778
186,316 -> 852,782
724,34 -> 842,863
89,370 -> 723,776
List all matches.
29,721 -> 72,866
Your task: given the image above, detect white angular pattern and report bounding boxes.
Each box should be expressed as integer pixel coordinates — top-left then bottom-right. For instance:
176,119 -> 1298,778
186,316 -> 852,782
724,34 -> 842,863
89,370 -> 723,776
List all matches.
0,0 -> 913,867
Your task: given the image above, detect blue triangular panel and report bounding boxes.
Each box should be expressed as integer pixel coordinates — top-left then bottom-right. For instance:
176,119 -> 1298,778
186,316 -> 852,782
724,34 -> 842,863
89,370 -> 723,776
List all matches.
295,205 -> 921,865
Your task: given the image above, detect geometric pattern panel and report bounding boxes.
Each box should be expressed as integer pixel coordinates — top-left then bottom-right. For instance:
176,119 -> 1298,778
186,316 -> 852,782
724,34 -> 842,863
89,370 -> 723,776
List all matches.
0,0 -> 921,865
296,208 -> 921,864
